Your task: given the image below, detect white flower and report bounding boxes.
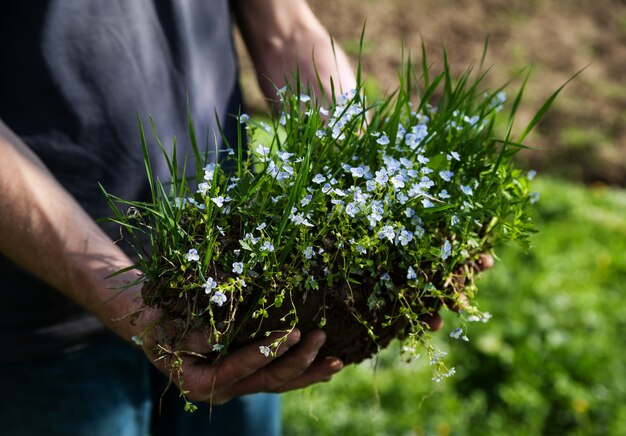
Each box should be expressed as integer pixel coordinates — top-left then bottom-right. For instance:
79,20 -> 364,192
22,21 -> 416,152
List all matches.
256,222 -> 267,231
232,262 -> 244,274
450,327 -> 469,342
210,291 -> 228,307
238,114 -> 250,123
447,151 -> 461,161
451,215 -> 460,226
390,174 -> 405,189
438,189 -> 451,199
202,277 -> 217,294
303,246 -> 314,259
439,170 -> 454,182
440,240 -> 452,260
260,241 -> 274,252
197,182 -> 210,196
376,135 -> 390,145
398,229 -> 414,246
417,155 -> 429,164
407,266 -> 417,280
301,194 -> 312,207
277,151 -> 294,161
259,345 -> 271,357
528,169 -> 537,180
212,344 -> 224,352
319,107 -> 329,116
299,94 -> 311,102
212,196 -> 225,208
312,174 -> 326,184
374,169 -> 389,185
345,202 -> 360,218
256,144 -> 270,161
461,185 -> 473,196
378,225 -> 395,242
203,163 -> 217,181
421,198 -> 434,208
350,166 -> 365,178
185,249 -> 200,262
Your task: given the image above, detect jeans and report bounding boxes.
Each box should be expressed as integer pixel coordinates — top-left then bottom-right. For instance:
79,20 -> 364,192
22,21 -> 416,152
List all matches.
0,334 -> 281,436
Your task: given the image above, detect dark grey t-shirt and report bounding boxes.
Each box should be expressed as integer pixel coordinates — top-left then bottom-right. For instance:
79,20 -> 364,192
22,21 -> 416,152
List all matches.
0,0 -> 243,362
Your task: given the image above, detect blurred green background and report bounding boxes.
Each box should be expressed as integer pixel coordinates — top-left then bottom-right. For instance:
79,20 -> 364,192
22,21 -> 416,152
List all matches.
236,1 -> 626,434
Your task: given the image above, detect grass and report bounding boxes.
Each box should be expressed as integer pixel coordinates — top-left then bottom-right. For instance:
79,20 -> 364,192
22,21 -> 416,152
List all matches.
282,176 -> 626,436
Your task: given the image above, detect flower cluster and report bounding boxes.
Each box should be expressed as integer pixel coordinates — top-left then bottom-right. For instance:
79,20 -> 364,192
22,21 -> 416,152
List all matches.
104,52 -> 542,389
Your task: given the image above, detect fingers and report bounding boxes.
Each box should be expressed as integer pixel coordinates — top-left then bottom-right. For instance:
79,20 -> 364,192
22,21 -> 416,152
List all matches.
177,326 -> 213,355
222,331 -> 342,399
477,253 -> 494,270
420,311 -> 444,331
210,329 -> 303,389
271,357 -> 343,393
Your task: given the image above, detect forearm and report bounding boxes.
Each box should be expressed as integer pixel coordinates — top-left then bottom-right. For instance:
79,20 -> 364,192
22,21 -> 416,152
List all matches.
231,0 -> 355,103
0,121 -> 141,340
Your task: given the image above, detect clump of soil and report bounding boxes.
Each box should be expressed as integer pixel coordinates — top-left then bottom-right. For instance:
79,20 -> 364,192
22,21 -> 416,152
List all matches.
140,260 -> 476,365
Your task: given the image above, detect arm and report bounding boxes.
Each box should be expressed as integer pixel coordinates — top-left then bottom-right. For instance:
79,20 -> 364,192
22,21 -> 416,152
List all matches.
231,0 -> 356,105
0,120 -> 342,404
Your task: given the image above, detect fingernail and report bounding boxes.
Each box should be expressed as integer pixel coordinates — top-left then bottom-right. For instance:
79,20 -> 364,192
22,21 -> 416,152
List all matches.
328,358 -> 344,372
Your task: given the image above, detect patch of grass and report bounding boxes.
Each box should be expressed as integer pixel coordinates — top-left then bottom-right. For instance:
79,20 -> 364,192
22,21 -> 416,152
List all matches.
283,177 -> 626,435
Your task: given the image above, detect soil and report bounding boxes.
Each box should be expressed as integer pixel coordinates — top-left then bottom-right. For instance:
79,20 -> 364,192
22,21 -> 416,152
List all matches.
236,0 -> 626,186
144,274 -> 419,365
142,254 -> 483,365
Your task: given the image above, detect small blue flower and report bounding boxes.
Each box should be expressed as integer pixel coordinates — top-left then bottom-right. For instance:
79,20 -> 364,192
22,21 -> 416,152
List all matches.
450,327 -> 469,342
447,151 -> 461,161
407,266 -> 417,280
350,166 -> 366,178
260,241 -> 275,252
312,174 -> 326,184
185,249 -> 200,262
390,174 -> 405,189
210,291 -> 228,307
398,230 -> 414,246
440,240 -> 452,260
202,277 -> 217,293
439,170 -> 454,182
232,262 -> 244,274
212,196 -> 225,208
301,194 -> 312,207
197,182 -> 210,196
345,202 -> 360,218
303,246 -> 314,259
460,185 -> 473,196
376,135 -> 390,146
417,155 -> 429,164
378,225 -> 396,242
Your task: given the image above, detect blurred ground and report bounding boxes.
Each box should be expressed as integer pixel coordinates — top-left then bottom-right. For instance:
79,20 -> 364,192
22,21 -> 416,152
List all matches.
236,0 -> 626,186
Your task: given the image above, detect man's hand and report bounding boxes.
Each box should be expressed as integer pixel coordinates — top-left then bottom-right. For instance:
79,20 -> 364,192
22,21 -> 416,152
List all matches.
142,326 -> 342,405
